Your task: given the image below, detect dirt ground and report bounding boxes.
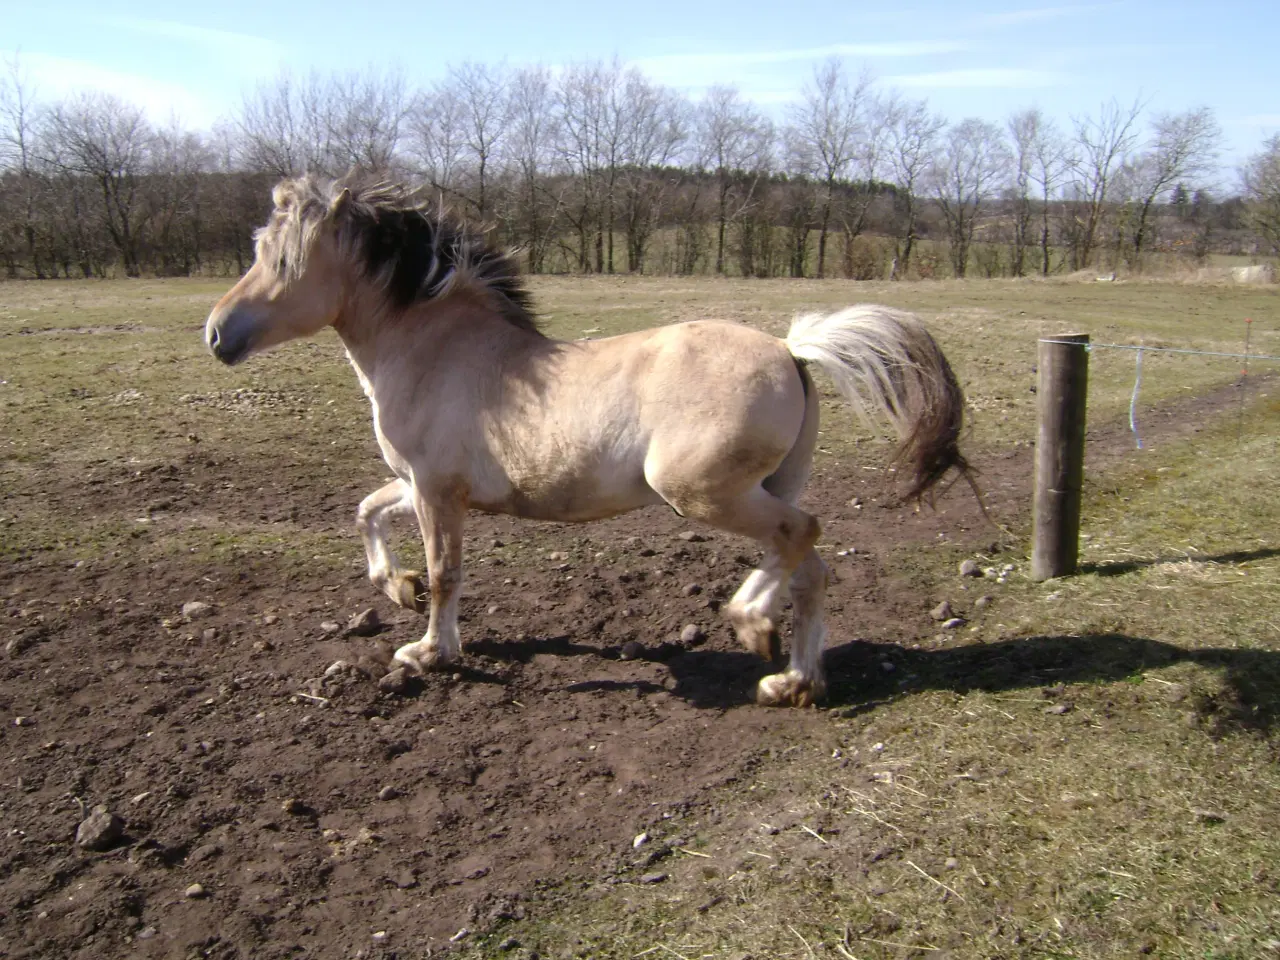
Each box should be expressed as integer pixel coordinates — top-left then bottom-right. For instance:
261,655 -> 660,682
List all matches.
0,368 -> 1264,960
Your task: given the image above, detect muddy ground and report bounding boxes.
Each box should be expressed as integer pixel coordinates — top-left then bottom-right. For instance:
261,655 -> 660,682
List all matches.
0,375 -> 1261,960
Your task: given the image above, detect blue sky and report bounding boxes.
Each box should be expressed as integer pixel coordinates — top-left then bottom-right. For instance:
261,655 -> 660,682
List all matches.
4,0 -> 1277,172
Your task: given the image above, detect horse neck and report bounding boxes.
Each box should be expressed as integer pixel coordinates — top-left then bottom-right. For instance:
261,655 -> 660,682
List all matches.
334,291 -> 552,393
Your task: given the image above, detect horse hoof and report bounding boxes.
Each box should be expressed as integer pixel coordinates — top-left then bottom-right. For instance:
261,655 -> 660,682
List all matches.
756,672 -> 824,708
393,642 -> 456,673
394,572 -> 427,613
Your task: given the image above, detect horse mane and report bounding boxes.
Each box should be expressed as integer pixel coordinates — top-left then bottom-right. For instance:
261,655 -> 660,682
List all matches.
259,172 -> 540,333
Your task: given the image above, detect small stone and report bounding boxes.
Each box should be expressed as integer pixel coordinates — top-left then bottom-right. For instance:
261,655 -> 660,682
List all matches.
680,624 -> 705,645
974,595 -> 994,610
323,659 -> 354,679
681,583 -> 702,597
1164,682 -> 1189,703
14,715 -> 34,727
498,937 -> 521,951
633,832 -> 650,848
76,806 -> 124,850
281,798 -> 311,816
182,601 -> 213,619
942,617 -> 966,630
640,872 -> 668,884
450,928 -> 471,942
137,927 -> 157,940
1193,808 -> 1227,825
619,641 -> 645,661
880,660 -> 895,672
486,604 -> 500,615
944,857 -> 960,870
252,639 -> 274,653
930,601 -> 953,621
1045,702 -> 1073,715
319,621 -> 341,635
201,628 -> 217,642
377,668 -> 410,694
377,785 -> 400,801
372,930 -> 389,942
958,560 -> 982,578
347,608 -> 381,636
187,843 -> 221,864
678,531 -> 707,542
184,883 -> 207,899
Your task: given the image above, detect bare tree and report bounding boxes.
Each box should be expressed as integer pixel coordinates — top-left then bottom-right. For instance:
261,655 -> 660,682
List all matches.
788,58 -> 872,278
1124,106 -> 1221,269
45,93 -> 154,276
505,65 -> 560,272
616,71 -> 686,272
1,54 -> 45,276
697,85 -> 771,274
407,83 -> 467,203
324,68 -> 409,173
1242,133 -> 1280,255
931,118 -> 1009,277
1007,108 -> 1040,276
1068,96 -> 1143,269
884,95 -> 943,279
448,62 -> 510,220
1027,112 -> 1069,276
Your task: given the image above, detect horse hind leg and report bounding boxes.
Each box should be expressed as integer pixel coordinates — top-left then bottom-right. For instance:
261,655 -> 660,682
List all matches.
757,547 -> 829,707
356,479 -> 426,613
652,478 -> 821,673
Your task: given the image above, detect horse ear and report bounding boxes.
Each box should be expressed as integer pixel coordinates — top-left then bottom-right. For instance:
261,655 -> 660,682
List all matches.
329,187 -> 351,219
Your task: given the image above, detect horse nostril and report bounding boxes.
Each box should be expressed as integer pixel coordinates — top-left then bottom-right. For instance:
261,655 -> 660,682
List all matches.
208,327 -> 220,350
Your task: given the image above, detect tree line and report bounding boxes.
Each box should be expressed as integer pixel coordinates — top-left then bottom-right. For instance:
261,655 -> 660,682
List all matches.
2,55 -> 1277,282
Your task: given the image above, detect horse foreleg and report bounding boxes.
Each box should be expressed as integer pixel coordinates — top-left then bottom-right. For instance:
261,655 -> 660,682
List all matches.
392,486 -> 465,673
356,479 -> 425,613
756,548 -> 829,707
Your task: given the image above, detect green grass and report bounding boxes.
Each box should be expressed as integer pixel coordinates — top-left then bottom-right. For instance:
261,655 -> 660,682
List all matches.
3,276 -> 1279,959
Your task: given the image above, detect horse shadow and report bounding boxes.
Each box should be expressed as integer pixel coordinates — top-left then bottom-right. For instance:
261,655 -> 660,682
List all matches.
659,632 -> 1280,732
1080,546 -> 1280,577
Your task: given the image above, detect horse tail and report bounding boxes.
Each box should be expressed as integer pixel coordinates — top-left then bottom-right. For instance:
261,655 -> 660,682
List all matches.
784,305 -> 970,503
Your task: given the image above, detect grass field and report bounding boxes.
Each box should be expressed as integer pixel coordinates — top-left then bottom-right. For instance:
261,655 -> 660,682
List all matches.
2,275 -> 1278,959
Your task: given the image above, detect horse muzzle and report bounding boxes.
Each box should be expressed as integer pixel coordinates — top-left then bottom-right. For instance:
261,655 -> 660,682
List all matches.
205,306 -> 258,366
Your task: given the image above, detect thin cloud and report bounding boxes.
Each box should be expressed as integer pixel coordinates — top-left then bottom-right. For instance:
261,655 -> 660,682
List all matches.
103,16 -> 284,72
979,4 -> 1112,27
887,67 -> 1066,89
20,53 -> 221,127
633,41 -> 968,74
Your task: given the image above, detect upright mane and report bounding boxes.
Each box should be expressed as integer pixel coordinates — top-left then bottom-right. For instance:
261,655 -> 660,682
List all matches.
258,172 -> 540,333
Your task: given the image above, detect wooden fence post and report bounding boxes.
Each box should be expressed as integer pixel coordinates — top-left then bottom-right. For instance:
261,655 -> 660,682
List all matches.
1032,333 -> 1090,581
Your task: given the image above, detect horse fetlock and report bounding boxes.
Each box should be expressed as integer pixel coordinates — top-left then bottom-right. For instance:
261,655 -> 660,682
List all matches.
726,606 -> 779,660
756,670 -> 826,708
391,571 -> 427,613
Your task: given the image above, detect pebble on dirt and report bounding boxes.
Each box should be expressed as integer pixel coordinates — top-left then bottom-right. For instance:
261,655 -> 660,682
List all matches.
1045,702 -> 1073,715
181,601 -> 213,619
347,608 -> 381,636
619,641 -> 645,661
319,621 -> 341,635
958,559 -> 983,578
377,785 -> 400,801
633,832 -> 649,848
76,805 -> 124,851
941,617 -> 966,630
679,624 -> 705,645
184,883 -> 207,899
974,595 -> 994,610
930,601 -> 953,621
678,531 -> 707,542
640,872 -> 668,884
377,668 -> 411,694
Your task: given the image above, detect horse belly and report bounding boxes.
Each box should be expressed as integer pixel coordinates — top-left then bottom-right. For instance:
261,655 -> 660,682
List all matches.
471,456 -> 660,522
